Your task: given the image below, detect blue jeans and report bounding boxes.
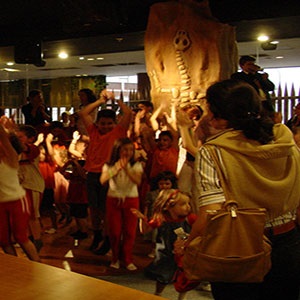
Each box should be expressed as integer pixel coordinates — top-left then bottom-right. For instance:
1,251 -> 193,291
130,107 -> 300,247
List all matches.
211,227 -> 300,300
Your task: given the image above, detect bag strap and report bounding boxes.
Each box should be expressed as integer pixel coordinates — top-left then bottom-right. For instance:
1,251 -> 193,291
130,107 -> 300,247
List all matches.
205,145 -> 233,202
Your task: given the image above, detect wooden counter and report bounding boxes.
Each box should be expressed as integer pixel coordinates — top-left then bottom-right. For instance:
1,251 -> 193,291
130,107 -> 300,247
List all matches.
0,254 -> 166,300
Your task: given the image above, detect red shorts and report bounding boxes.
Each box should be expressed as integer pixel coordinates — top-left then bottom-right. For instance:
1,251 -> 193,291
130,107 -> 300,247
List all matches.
0,198 -> 30,246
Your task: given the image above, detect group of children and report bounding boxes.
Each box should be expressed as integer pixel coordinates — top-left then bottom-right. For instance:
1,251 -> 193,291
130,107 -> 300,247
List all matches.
0,88 -> 207,300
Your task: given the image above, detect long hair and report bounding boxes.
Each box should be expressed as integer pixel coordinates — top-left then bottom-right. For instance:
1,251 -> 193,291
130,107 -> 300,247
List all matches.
152,189 -> 190,222
206,79 -> 274,144
78,88 -> 97,104
107,138 -> 135,166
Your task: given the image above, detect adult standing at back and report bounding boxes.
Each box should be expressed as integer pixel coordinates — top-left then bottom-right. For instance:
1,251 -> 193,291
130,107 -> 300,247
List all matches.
78,89 -> 132,254
181,79 -> 300,300
21,90 -> 52,129
231,55 -> 275,115
76,88 -> 98,139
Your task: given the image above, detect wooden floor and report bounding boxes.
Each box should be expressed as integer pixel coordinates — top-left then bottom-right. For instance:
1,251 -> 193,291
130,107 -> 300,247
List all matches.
15,215 -> 155,278
8,215 -> 214,300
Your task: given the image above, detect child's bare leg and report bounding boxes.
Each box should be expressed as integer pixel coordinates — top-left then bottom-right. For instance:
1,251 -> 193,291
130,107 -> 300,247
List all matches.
178,292 -> 188,300
19,240 -> 40,262
28,218 -> 42,240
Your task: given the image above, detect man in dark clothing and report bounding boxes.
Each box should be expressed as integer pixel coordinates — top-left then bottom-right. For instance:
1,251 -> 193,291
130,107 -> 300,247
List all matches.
22,90 -> 52,128
231,55 -> 275,114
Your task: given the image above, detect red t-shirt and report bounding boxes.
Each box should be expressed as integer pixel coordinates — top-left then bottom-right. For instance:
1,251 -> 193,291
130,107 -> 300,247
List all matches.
149,147 -> 179,179
84,123 -> 127,173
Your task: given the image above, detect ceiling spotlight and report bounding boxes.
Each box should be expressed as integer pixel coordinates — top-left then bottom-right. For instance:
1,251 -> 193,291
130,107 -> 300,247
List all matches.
58,51 -> 68,59
257,35 -> 269,42
2,68 -> 20,72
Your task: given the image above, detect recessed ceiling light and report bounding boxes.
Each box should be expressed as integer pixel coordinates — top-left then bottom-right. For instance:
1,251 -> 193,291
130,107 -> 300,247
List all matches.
58,51 -> 68,59
6,62 -> 14,66
96,57 -> 104,60
270,41 -> 279,44
257,35 -> 269,42
87,58 -> 95,61
1,68 -> 20,72
79,57 -> 85,60
276,56 -> 284,59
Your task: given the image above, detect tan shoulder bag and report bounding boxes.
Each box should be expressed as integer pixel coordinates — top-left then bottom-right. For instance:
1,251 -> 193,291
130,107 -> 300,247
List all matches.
183,146 -> 272,282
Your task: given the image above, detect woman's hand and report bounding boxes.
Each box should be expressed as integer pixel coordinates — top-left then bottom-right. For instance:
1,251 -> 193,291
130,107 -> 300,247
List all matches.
176,109 -> 194,128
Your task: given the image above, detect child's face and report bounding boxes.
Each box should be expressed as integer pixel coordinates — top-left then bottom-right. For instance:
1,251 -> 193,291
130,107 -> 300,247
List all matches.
169,196 -> 191,219
158,179 -> 172,190
96,117 -> 115,135
158,135 -> 172,150
120,143 -> 134,160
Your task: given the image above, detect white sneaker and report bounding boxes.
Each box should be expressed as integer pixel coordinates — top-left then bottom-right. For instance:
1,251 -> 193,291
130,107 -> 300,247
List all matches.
126,263 -> 137,271
110,260 -> 120,269
45,228 -> 57,234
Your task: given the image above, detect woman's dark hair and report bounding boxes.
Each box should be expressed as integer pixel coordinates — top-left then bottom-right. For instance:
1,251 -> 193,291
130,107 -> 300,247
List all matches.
206,79 -> 274,144
107,138 -> 135,166
78,88 -> 97,104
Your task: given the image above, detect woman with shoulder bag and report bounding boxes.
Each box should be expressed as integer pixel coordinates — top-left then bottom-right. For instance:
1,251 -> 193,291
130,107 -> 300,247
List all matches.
176,79 -> 300,300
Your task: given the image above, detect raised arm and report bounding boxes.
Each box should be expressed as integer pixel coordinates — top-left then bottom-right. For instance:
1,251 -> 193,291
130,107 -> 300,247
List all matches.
176,109 -> 198,156
130,208 -> 152,234
78,91 -> 107,128
45,133 -> 55,160
0,121 -> 18,168
117,99 -> 133,131
68,131 -> 83,158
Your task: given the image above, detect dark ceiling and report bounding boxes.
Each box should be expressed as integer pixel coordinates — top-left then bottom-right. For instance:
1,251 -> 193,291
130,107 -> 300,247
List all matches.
1,0 -> 300,47
0,0 -> 299,81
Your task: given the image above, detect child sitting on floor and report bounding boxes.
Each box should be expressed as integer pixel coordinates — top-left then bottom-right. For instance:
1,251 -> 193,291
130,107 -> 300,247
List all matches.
131,189 -> 197,300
